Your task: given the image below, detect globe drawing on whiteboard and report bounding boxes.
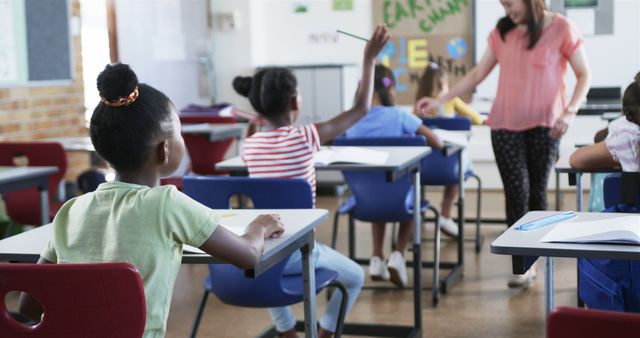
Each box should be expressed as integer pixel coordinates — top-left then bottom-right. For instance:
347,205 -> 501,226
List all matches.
447,37 -> 468,60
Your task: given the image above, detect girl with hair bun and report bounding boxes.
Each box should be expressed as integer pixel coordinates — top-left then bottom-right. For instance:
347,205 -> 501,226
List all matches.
19,63 -> 285,338
235,25 -> 390,338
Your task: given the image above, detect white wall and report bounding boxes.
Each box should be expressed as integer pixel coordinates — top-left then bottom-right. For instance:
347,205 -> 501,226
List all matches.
211,0 -> 373,112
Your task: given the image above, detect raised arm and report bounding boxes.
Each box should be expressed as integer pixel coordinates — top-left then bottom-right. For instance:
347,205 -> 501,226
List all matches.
315,25 -> 390,143
416,48 -> 497,116
198,214 -> 284,269
550,45 -> 591,139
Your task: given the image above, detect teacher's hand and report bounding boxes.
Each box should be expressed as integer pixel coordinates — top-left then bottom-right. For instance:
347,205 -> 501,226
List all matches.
549,109 -> 576,139
415,96 -> 442,117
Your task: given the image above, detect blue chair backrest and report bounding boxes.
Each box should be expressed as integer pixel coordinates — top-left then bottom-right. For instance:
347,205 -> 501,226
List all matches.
183,176 -> 313,307
603,173 -> 640,212
333,136 -> 424,222
421,116 -> 471,131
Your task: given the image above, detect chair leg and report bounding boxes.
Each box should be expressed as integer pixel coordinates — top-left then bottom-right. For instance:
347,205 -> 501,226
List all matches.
328,281 -> 349,338
331,211 -> 340,249
348,214 -> 356,261
429,206 -> 441,307
470,173 -> 483,253
189,289 -> 210,338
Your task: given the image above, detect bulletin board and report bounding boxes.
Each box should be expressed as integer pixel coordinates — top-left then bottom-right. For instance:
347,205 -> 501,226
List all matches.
0,0 -> 73,86
372,0 -> 474,104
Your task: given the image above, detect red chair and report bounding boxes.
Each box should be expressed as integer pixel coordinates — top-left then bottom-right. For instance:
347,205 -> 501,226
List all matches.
180,116 -> 236,176
548,306 -> 640,338
0,142 -> 67,225
0,262 -> 146,338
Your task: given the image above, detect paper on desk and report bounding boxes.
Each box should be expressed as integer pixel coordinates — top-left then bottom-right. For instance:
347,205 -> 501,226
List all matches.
183,214 -> 249,254
540,215 -> 640,245
433,129 -> 469,147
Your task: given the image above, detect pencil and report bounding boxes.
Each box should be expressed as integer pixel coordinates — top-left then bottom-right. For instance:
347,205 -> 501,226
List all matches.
336,29 -> 369,42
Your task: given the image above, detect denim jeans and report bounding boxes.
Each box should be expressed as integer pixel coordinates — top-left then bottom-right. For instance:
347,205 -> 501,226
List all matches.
269,242 -> 364,332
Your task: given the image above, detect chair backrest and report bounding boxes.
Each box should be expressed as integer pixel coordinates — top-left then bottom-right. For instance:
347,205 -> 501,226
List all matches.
0,262 -> 146,338
183,176 -> 314,307
333,136 -> 424,222
603,173 -> 640,211
0,142 -> 68,225
421,116 -> 472,131
179,115 -> 237,125
181,135 -> 234,175
548,306 -> 640,338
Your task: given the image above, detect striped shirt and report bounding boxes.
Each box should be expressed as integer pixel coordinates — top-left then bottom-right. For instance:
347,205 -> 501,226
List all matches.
605,117 -> 640,172
241,124 -> 321,199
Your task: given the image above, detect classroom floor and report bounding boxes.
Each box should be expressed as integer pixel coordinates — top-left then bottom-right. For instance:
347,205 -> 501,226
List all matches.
163,190 -> 583,338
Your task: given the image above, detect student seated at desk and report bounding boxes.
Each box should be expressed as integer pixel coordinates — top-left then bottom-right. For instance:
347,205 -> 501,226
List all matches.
570,73 -> 640,172
18,64 -> 285,338
235,25 -> 389,338
343,64 -> 442,287
414,62 -> 485,125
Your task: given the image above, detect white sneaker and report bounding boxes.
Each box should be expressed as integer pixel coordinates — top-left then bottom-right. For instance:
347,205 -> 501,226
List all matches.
387,251 -> 408,288
369,256 -> 390,281
439,217 -> 459,238
507,266 -> 537,289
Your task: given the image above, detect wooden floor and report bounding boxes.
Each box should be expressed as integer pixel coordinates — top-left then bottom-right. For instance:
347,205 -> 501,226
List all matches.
164,190 -> 582,338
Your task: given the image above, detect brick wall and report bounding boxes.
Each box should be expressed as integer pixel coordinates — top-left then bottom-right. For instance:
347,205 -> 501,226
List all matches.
0,0 -> 90,182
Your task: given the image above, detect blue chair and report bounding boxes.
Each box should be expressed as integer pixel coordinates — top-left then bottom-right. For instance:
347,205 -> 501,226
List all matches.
183,176 -> 348,338
421,116 -> 484,253
578,173 -> 640,312
330,136 -> 442,305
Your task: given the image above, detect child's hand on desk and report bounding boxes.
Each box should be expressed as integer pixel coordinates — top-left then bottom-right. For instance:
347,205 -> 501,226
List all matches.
249,214 -> 285,239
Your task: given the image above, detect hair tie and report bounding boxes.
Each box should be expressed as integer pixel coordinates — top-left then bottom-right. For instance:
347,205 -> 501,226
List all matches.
429,62 -> 440,70
382,77 -> 392,88
100,86 -> 139,107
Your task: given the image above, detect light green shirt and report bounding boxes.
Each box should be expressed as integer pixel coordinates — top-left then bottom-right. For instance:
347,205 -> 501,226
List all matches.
42,181 -> 219,338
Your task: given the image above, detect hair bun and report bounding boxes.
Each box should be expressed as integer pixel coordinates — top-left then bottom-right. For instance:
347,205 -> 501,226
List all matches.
635,72 -> 640,85
97,63 -> 139,101
233,76 -> 253,97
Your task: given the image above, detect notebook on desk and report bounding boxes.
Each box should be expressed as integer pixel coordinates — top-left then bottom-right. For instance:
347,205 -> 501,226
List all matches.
314,147 -> 389,166
540,215 -> 640,245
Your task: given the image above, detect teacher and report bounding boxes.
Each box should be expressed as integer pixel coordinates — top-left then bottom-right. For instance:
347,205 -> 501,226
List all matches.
416,0 -> 591,287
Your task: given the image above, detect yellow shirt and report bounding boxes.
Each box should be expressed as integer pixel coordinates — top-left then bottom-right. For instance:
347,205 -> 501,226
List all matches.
42,181 -> 219,338
441,97 -> 484,125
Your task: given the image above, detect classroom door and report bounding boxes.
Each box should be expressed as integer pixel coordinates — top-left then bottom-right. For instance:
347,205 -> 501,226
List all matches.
114,0 -> 212,110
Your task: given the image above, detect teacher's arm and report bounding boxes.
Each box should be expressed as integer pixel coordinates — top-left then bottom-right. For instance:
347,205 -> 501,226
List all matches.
415,48 -> 497,116
549,45 -> 591,139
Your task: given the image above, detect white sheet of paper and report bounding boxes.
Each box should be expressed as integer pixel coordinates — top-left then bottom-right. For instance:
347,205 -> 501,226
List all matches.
540,215 -> 640,244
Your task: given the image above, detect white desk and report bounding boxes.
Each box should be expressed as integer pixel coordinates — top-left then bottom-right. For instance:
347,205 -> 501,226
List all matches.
217,146 -> 431,337
491,211 -> 640,319
0,209 -> 328,338
0,166 -> 58,225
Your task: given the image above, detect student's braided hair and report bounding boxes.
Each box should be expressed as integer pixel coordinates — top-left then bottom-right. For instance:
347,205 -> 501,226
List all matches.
90,63 -> 174,172
233,67 -> 297,118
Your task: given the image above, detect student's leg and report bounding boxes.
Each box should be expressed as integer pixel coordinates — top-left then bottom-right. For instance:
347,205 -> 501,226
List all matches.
371,222 -> 386,259
524,127 -> 560,212
491,130 -> 530,226
315,243 -> 365,334
441,185 -> 458,218
395,221 -> 412,253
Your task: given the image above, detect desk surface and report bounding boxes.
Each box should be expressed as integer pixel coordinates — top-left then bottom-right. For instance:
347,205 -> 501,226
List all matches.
217,146 -> 431,173
554,152 -> 621,174
181,123 -> 246,141
491,211 -> 640,260
0,209 -> 328,276
0,166 -> 58,186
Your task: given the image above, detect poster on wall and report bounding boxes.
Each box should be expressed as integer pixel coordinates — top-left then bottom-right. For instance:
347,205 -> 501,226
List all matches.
372,0 -> 474,104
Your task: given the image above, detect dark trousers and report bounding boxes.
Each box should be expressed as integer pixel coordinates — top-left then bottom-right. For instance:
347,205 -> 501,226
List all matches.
491,127 -> 560,227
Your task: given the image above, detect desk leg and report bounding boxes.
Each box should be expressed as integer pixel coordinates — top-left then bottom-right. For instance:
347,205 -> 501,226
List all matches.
576,173 -> 583,212
39,186 -> 49,225
412,168 -> 422,332
301,238 -> 318,338
457,151 -> 465,267
545,257 -> 554,318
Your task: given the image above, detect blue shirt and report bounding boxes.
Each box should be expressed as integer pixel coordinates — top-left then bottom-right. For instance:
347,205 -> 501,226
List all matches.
345,105 -> 422,138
